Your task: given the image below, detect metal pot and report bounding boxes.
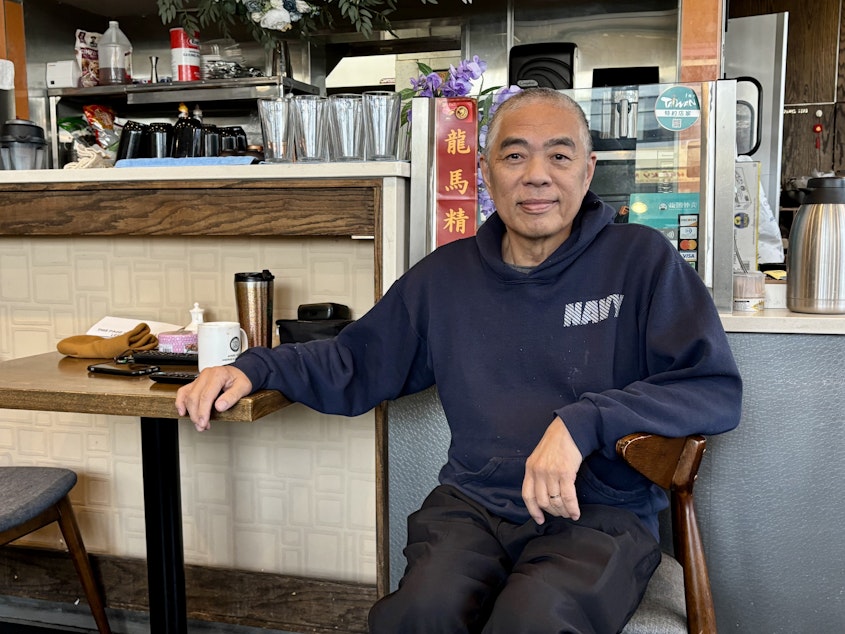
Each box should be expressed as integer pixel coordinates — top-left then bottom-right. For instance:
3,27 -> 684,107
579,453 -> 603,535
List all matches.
787,176 -> 845,313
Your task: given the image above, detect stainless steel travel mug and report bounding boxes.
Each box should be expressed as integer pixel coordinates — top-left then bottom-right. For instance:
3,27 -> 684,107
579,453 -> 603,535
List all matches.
234,270 -> 275,347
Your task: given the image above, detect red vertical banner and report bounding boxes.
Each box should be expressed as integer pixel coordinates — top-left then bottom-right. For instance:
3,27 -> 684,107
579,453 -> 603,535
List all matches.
434,97 -> 478,248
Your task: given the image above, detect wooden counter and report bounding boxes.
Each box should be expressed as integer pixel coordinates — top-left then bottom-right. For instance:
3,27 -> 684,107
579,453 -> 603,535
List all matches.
0,163 -> 411,629
720,307 -> 845,334
0,164 -> 411,300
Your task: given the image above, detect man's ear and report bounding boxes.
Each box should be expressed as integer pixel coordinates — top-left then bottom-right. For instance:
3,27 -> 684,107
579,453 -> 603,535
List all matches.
584,152 -> 597,189
479,154 -> 492,191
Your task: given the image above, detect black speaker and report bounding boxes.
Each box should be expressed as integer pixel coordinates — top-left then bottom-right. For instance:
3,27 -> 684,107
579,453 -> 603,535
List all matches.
508,42 -> 577,90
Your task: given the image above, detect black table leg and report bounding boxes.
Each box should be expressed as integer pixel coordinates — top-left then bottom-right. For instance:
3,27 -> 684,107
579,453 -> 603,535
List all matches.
140,417 -> 187,634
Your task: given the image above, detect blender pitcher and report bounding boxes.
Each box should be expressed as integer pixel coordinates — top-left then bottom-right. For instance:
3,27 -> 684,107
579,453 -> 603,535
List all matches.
0,119 -> 47,169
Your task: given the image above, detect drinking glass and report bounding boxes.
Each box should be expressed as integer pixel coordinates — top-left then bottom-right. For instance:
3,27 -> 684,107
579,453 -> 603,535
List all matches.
363,91 -> 401,161
328,93 -> 365,161
257,98 -> 294,163
292,95 -> 329,162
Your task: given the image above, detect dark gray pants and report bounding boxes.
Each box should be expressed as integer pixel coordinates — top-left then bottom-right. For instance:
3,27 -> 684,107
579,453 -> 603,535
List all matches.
369,485 -> 660,634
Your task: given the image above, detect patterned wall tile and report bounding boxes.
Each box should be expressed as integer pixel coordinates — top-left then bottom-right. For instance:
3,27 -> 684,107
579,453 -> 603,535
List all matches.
0,235 -> 378,584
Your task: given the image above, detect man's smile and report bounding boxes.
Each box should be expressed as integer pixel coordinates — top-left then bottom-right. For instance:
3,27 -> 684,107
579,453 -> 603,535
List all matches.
518,198 -> 559,213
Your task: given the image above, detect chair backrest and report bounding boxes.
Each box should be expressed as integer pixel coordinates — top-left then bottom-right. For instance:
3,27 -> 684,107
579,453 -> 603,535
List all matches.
616,433 -> 715,634
0,466 -> 112,634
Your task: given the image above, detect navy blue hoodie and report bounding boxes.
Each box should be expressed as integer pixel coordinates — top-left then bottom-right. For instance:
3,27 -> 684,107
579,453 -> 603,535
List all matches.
235,192 -> 742,537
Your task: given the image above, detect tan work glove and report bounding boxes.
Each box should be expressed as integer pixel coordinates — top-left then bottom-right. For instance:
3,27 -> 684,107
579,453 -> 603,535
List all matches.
57,322 -> 159,358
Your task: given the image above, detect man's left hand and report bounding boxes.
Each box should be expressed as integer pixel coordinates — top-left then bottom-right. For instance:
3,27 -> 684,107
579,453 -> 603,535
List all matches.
522,416 -> 583,525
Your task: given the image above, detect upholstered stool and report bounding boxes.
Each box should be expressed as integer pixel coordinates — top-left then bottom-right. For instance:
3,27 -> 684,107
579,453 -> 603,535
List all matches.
0,467 -> 112,634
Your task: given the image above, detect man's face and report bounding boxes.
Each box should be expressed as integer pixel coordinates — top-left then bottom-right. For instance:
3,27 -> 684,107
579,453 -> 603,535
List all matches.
480,100 -> 597,254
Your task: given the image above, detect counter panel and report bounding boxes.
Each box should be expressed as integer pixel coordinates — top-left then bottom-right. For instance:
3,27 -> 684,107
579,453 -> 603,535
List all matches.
0,167 -> 411,626
387,332 -> 845,631
701,332 -> 845,632
0,178 -> 378,238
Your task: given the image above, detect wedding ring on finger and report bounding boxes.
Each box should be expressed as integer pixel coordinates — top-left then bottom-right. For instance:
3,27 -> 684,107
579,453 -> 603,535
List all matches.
549,494 -> 561,500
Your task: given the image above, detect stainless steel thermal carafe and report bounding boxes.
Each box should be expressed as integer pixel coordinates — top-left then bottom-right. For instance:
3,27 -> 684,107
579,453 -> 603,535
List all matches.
234,270 -> 275,347
787,176 -> 845,313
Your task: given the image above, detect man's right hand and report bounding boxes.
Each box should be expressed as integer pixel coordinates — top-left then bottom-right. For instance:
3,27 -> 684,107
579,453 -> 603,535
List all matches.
175,366 -> 253,432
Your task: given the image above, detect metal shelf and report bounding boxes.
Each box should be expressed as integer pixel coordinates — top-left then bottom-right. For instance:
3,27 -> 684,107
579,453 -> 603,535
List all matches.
46,76 -> 320,168
47,76 -> 319,103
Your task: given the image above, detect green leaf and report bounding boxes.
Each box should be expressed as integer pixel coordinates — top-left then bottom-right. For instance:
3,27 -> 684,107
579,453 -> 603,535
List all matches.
156,0 -> 445,45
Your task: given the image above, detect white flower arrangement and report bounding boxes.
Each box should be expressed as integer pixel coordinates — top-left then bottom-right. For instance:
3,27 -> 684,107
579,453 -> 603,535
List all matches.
247,0 -> 317,33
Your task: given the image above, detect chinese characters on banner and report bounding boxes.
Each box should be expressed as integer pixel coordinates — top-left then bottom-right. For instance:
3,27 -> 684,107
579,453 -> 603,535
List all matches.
434,97 -> 478,247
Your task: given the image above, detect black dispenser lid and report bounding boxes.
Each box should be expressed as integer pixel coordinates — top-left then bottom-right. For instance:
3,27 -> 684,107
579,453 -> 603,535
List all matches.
0,119 -> 47,145
806,177 -> 845,204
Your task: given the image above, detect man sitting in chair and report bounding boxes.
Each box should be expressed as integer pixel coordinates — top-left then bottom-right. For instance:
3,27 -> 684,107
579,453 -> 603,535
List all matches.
176,88 -> 742,633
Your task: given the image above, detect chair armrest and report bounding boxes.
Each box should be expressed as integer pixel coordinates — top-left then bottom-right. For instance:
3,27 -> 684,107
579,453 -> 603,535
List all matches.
616,433 -> 716,634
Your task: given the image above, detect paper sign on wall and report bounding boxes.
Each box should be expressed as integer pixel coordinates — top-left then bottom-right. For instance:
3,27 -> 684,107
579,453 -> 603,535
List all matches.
434,97 -> 479,247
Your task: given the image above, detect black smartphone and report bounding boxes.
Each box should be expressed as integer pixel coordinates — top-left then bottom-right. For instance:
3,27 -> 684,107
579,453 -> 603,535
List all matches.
88,362 -> 161,376
149,371 -> 199,385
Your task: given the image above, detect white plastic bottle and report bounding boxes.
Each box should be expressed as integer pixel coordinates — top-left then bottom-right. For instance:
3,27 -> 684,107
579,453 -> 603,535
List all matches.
185,302 -> 204,332
98,21 -> 133,85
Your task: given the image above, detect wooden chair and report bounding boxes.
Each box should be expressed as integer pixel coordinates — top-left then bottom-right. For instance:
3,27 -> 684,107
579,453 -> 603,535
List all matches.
617,433 -> 715,634
0,467 -> 112,634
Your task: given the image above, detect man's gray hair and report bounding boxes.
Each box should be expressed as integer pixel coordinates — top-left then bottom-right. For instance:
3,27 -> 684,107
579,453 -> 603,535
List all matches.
481,88 -> 593,159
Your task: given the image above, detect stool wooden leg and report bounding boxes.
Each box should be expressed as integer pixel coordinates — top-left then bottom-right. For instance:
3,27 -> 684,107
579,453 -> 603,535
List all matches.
55,496 -> 112,634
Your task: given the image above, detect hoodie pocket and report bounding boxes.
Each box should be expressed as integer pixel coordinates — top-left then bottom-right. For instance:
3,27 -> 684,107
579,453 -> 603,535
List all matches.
575,463 -> 653,509
452,456 -> 529,513
453,456 -> 527,486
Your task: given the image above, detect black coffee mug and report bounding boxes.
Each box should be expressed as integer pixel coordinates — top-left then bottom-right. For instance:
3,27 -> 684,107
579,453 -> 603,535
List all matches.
201,124 -> 220,157
116,120 -> 148,160
221,126 -> 247,152
147,122 -> 173,158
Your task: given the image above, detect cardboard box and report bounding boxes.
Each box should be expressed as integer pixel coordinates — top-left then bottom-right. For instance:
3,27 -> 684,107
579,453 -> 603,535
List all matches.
734,161 -> 761,272
46,60 -> 80,88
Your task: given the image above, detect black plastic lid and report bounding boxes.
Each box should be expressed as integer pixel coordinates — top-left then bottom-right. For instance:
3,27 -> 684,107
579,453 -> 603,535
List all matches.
235,269 -> 274,282
806,177 -> 845,204
1,119 -> 46,144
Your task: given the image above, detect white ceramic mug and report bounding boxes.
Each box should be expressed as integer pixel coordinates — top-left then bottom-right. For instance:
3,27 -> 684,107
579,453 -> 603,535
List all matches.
197,321 -> 249,371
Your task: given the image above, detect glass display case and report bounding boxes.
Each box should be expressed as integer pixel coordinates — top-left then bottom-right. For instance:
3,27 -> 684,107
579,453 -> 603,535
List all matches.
409,80 -> 737,311
568,82 -> 724,275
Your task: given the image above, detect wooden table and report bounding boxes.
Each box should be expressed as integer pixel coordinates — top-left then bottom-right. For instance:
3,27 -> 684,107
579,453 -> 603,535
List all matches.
0,352 -> 290,633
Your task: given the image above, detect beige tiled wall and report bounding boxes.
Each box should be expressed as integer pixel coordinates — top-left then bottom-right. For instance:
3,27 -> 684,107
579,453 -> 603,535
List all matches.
0,235 -> 378,584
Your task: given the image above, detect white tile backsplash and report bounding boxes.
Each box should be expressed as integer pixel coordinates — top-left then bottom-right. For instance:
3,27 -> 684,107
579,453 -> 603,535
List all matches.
0,235 -> 377,584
